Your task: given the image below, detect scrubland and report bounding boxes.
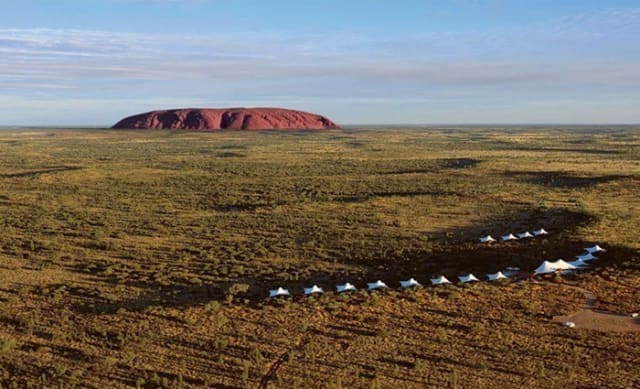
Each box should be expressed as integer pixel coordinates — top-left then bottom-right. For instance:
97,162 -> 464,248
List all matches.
0,127 -> 638,387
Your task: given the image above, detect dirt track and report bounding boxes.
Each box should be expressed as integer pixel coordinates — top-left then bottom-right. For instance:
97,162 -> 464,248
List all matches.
552,284 -> 640,332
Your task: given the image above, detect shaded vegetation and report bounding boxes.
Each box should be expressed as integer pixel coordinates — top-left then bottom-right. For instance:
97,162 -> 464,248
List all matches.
504,171 -> 634,189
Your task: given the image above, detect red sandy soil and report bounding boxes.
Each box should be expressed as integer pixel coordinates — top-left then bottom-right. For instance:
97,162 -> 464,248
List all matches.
112,107 -> 340,131
553,285 -> 640,332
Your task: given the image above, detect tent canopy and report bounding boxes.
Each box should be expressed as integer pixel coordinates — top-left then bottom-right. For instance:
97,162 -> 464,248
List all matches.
400,278 -> 421,288
269,287 -> 290,298
487,272 -> 508,281
336,282 -> 356,293
367,280 -> 388,290
568,259 -> 589,268
458,274 -> 480,283
534,259 -> 576,274
480,235 -> 496,243
304,285 -> 324,295
533,228 -> 548,236
501,233 -> 518,241
585,245 -> 606,253
431,276 -> 452,285
577,253 -> 597,261
517,231 -> 534,239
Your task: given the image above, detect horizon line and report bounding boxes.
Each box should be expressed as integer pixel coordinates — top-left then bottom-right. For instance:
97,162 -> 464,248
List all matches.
1,123 -> 639,129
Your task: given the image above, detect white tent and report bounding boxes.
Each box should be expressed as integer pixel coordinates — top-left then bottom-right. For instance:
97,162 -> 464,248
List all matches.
303,285 -> 324,295
532,228 -> 548,236
555,259 -> 576,268
517,231 -> 534,239
568,259 -> 590,268
534,261 -> 556,274
480,235 -> 496,243
400,278 -> 421,288
269,287 -> 290,298
367,280 -> 388,290
336,282 -> 356,293
585,245 -> 606,253
458,274 -> 480,283
501,233 -> 518,241
487,272 -> 508,281
577,253 -> 597,261
534,259 -> 576,274
431,276 -> 452,286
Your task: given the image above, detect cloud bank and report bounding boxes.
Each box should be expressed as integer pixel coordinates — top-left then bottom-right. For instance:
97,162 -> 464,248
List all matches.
1,8 -> 640,125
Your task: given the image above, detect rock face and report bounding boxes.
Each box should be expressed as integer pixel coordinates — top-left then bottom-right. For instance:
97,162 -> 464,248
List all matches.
112,108 -> 340,130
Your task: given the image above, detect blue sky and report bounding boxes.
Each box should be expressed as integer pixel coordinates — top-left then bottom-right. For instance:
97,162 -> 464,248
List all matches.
1,0 -> 640,125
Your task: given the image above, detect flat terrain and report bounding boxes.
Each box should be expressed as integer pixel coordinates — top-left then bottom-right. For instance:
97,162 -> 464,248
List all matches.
0,127 -> 638,387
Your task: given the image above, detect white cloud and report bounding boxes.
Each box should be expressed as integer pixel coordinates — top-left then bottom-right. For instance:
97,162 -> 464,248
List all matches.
2,23 -> 639,87
1,7 -> 640,124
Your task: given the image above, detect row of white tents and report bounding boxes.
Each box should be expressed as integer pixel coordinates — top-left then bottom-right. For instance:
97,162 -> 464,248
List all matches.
268,244 -> 606,298
480,228 -> 548,243
533,245 -> 605,274
269,273 -> 505,297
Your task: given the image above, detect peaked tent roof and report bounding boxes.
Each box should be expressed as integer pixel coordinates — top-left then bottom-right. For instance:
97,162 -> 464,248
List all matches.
400,278 -> 421,288
517,231 -> 534,239
554,259 -> 576,268
534,259 -> 577,274
577,253 -> 597,261
480,235 -> 496,243
585,245 -> 606,253
431,276 -> 452,285
304,285 -> 324,295
568,259 -> 590,268
487,272 -> 508,281
336,282 -> 357,293
534,261 -> 556,274
532,228 -> 548,236
458,274 -> 480,283
269,287 -> 291,298
501,233 -> 518,241
367,280 -> 388,290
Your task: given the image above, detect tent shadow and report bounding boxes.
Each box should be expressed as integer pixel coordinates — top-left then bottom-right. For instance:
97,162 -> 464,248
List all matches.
62,207 -> 638,314
502,171 -> 634,189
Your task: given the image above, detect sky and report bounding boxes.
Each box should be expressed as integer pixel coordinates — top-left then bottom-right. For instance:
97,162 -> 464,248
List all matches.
1,0 -> 640,125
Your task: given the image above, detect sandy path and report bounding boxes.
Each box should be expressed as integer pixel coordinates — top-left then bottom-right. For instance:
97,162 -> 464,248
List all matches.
552,284 -> 640,332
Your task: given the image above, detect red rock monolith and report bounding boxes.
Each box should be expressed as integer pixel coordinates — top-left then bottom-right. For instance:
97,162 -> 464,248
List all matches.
112,108 -> 340,130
